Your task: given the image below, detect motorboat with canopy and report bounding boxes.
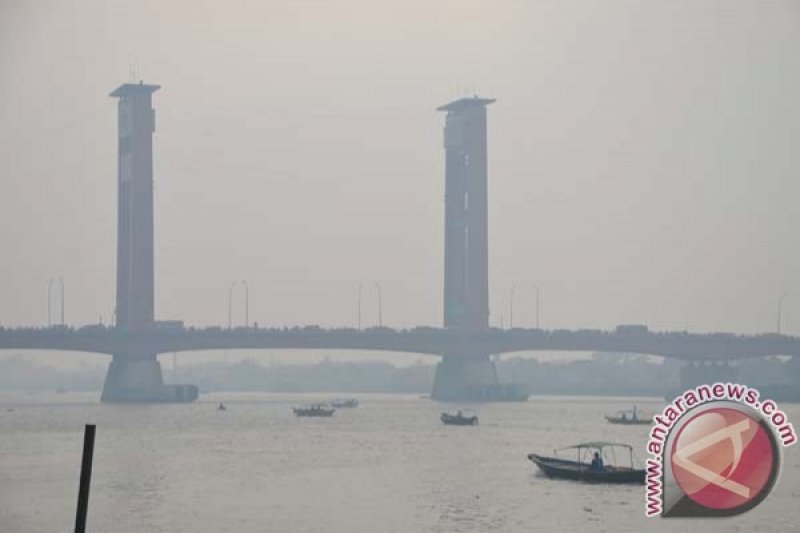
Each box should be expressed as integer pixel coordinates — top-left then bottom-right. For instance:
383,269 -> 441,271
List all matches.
604,406 -> 651,425
527,442 -> 645,483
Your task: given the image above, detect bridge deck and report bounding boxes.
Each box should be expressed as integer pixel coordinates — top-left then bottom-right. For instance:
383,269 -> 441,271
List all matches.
0,327 -> 798,361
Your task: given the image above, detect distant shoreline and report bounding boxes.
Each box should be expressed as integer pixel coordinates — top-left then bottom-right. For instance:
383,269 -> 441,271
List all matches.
0,354 -> 796,400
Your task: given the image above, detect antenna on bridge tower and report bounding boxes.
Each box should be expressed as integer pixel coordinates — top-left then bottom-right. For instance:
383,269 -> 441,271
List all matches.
128,58 -> 142,83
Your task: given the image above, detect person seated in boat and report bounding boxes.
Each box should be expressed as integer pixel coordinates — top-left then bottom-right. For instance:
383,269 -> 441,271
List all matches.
590,452 -> 605,472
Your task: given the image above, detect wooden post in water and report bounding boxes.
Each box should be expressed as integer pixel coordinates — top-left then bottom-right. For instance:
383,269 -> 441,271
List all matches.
74,424 -> 96,533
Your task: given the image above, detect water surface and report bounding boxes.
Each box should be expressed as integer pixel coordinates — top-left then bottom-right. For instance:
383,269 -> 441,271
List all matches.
1,393 -> 797,532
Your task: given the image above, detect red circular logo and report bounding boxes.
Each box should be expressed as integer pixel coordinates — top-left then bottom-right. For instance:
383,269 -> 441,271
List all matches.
670,407 -> 776,510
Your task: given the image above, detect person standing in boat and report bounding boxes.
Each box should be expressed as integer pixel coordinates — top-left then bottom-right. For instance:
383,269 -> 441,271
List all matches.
590,452 -> 605,471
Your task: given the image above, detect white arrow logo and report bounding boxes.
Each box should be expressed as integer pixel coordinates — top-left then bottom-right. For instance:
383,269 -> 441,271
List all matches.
673,418 -> 752,498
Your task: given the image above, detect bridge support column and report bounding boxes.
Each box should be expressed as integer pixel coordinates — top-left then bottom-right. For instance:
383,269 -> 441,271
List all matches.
679,361 -> 739,391
432,355 -> 528,402
101,355 -> 198,403
665,361 -> 740,399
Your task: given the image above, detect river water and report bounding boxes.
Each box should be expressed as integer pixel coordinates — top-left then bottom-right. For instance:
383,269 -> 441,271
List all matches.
1,392 -> 798,532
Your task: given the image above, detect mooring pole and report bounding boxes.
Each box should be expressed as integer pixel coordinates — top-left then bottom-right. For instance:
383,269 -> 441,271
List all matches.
75,424 -> 96,533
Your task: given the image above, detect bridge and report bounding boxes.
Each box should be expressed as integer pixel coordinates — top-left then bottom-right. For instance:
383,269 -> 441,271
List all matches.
2,326 -> 799,361
4,82 -> 797,402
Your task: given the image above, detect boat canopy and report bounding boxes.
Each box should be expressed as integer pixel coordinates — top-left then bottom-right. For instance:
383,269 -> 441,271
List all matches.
612,408 -> 648,416
552,442 -> 638,469
556,442 -> 634,451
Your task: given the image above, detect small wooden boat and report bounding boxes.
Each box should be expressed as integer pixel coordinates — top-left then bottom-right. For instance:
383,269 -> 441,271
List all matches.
441,411 -> 478,426
527,442 -> 645,484
604,407 -> 650,425
293,404 -> 335,417
330,398 -> 359,408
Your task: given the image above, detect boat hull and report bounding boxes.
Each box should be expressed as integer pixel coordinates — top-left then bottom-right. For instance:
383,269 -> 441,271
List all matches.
604,416 -> 651,425
527,454 -> 645,484
293,408 -> 335,417
331,399 -> 359,408
441,413 -> 478,426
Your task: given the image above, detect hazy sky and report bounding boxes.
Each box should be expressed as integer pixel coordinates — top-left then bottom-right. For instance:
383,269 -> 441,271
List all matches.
2,0 -> 800,353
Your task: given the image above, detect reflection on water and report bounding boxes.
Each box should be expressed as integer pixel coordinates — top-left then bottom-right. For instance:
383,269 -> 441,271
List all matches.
0,392 -> 797,532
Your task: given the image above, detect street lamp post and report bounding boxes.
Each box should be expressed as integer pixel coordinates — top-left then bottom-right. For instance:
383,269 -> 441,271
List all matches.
47,279 -> 53,327
46,277 -> 65,327
508,282 -> 540,329
357,283 -> 363,330
778,292 -> 789,334
228,281 -> 237,329
228,281 -> 250,329
374,282 -> 383,327
509,283 -> 517,329
241,280 -> 249,328
59,276 -> 64,326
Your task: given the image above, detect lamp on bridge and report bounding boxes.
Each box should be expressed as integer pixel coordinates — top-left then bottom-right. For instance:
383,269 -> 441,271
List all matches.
508,281 -> 541,330
374,282 -> 383,328
46,276 -> 65,327
228,281 -> 250,329
778,292 -> 789,334
357,283 -> 363,330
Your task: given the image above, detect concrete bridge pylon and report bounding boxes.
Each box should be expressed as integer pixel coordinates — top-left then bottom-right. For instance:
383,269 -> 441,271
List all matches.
104,82 -> 197,403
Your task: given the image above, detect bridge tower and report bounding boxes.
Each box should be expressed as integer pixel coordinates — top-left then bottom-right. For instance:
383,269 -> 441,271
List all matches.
432,97 -> 526,401
111,82 -> 158,331
102,82 -> 197,403
440,96 -> 493,329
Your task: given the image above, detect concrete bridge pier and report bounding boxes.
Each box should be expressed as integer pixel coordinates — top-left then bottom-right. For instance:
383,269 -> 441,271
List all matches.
431,355 -> 497,401
664,361 -> 740,399
679,361 -> 739,390
431,354 -> 529,402
100,354 -> 198,403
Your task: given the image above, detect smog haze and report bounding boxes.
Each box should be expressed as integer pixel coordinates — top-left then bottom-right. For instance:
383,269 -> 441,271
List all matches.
2,0 -> 799,345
